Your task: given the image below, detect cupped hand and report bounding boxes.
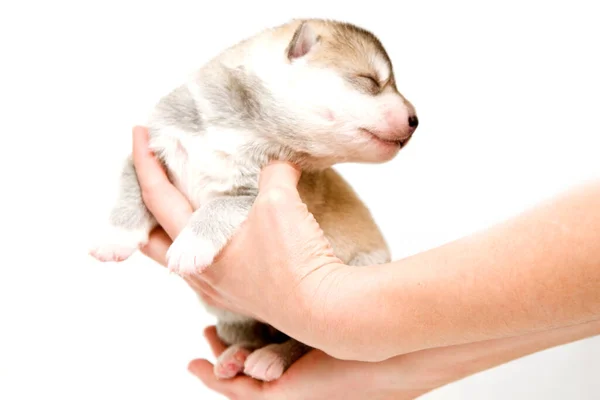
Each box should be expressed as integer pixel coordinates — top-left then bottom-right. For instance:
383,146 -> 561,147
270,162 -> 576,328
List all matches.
131,126 -> 347,350
187,326 -> 430,400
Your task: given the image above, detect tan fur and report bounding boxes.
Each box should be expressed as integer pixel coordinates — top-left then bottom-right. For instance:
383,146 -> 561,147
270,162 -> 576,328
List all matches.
298,169 -> 389,263
218,19 -> 391,82
92,18 -> 415,382
212,168 -> 391,381
280,19 -> 417,123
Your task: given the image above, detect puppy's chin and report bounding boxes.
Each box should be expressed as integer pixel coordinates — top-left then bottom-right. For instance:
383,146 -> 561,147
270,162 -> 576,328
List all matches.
351,129 -> 403,163
338,143 -> 401,164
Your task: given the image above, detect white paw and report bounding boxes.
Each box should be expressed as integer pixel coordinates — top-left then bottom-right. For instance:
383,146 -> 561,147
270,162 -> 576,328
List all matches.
244,345 -> 286,382
166,228 -> 218,275
214,345 -> 251,380
89,225 -> 149,262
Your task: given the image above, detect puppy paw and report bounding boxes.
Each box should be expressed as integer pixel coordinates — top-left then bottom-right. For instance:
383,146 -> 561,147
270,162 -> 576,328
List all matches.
244,344 -> 286,382
89,225 -> 148,262
166,228 -> 218,275
214,345 -> 251,379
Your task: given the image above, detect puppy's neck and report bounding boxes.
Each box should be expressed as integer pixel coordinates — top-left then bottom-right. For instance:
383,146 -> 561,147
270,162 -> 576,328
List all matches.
191,62 -> 335,173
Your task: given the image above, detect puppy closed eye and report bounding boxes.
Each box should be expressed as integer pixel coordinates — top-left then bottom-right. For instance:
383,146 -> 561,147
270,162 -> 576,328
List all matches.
356,74 -> 380,94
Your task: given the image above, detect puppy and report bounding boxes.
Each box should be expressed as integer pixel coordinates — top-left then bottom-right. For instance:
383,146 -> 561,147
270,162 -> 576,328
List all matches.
90,18 -> 418,381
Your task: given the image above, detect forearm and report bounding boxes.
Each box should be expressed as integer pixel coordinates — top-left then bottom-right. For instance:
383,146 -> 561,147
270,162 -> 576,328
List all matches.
325,180 -> 600,361
375,319 -> 600,397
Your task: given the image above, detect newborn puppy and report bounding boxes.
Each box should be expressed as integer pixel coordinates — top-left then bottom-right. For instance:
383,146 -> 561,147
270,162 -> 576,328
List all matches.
90,18 -> 418,381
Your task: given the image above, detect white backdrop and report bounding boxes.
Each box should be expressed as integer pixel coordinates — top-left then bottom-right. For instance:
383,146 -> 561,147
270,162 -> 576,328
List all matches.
1,1 -> 599,399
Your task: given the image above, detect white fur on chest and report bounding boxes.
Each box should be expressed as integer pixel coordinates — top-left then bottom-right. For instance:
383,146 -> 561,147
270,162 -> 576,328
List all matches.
149,126 -> 253,210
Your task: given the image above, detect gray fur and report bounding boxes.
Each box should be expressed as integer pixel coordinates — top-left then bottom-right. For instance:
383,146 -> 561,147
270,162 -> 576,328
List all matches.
96,19 -> 405,382
216,320 -> 287,349
153,84 -> 203,133
108,156 -> 156,231
103,64 -> 375,380
216,321 -> 311,378
201,66 -> 273,129
143,73 -> 314,375
188,195 -> 255,252
198,64 -> 335,162
212,247 -> 392,376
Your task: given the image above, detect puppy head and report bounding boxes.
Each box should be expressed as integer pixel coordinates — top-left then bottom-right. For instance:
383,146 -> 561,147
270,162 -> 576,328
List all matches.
267,19 -> 419,164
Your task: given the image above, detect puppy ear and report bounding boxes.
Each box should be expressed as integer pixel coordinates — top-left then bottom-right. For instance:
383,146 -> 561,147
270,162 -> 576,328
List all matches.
287,22 -> 319,60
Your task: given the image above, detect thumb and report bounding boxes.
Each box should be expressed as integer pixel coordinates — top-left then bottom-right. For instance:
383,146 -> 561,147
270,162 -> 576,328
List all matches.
258,161 -> 302,193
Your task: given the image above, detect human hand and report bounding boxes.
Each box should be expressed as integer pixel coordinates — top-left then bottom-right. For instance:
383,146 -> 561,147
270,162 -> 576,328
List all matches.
187,326 -> 432,400
131,126 -> 349,352
189,320 -> 600,400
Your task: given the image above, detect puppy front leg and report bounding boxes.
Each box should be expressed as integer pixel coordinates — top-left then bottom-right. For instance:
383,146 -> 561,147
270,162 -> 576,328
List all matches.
166,195 -> 255,275
89,155 -> 157,262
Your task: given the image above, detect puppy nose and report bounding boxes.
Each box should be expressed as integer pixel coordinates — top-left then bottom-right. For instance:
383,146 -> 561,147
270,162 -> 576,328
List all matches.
408,115 -> 419,129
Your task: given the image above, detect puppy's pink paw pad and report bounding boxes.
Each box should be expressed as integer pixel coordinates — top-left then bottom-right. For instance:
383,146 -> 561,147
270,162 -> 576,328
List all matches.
244,346 -> 285,382
214,345 -> 251,380
89,226 -> 148,262
89,246 -> 135,262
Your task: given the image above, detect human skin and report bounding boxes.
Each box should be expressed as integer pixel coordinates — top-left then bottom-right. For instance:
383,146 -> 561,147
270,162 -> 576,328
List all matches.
186,321 -> 600,399
131,125 -> 600,363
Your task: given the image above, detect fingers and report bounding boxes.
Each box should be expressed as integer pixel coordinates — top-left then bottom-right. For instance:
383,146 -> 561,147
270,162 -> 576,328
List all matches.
258,161 -> 302,193
188,357 -> 262,398
131,126 -> 171,192
203,326 -> 228,357
188,359 -> 235,397
131,126 -> 193,239
139,227 -> 172,267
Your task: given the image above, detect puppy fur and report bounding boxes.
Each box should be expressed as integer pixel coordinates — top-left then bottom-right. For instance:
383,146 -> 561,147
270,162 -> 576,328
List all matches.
90,18 -> 418,381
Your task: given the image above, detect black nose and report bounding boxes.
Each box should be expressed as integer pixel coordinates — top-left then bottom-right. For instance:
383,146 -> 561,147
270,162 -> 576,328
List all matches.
408,115 -> 419,129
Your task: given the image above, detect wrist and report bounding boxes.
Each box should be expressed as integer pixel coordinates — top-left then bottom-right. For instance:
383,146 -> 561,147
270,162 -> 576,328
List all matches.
318,259 -> 437,362
291,262 -> 360,358
307,262 -> 402,362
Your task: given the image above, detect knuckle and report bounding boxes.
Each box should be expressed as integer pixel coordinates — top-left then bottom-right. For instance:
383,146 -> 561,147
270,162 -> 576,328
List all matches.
260,187 -> 291,207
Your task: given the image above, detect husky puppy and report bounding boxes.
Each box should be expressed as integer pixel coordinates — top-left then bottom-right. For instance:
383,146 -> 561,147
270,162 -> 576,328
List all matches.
90,18 -> 418,381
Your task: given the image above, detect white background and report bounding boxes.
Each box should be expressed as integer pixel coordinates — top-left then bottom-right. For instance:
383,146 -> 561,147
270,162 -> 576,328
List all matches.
1,0 -> 599,399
